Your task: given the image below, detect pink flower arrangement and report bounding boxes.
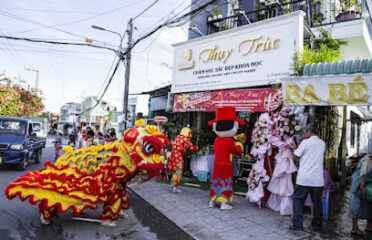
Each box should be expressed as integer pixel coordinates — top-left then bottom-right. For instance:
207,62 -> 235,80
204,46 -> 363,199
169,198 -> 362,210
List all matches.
272,108 -> 300,141
248,169 -> 267,190
251,113 -> 272,151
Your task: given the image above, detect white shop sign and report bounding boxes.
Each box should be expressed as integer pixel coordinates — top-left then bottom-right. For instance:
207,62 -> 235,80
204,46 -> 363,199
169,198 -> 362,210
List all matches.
283,74 -> 372,106
171,11 -> 304,93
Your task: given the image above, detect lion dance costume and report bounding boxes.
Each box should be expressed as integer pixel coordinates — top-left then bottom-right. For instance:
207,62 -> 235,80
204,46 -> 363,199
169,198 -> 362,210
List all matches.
168,127 -> 199,193
208,107 -> 244,210
5,125 -> 169,227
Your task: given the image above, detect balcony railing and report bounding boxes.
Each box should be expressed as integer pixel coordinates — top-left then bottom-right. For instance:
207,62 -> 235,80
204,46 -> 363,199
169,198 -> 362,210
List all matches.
207,0 -> 370,35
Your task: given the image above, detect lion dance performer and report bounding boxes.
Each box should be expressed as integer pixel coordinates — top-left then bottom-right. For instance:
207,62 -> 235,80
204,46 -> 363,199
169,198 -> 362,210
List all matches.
168,127 -> 199,193
208,107 -> 244,210
5,125 -> 169,227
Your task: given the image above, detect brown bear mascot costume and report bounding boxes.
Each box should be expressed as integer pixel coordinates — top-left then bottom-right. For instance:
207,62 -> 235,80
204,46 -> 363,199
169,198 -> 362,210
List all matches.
208,107 -> 244,210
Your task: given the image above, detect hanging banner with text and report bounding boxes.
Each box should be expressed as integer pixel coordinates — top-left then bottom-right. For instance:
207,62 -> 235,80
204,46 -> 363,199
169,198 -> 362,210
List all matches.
171,12 -> 304,93
173,88 -> 282,112
283,74 -> 372,106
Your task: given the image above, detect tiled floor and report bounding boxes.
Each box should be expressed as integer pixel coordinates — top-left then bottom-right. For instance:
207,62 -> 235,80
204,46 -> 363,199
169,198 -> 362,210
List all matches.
128,181 -> 321,240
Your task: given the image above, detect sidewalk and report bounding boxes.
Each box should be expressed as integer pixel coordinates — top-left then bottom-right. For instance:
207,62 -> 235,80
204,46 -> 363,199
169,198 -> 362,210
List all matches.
128,181 -> 325,240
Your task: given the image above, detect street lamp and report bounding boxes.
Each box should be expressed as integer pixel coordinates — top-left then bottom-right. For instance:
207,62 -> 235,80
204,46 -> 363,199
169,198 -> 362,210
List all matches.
91,23 -> 132,134
91,25 -> 123,46
25,68 -> 39,90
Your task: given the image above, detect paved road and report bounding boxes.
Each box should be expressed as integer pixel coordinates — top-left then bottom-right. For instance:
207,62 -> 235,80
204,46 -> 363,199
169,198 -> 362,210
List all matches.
0,136 -> 193,240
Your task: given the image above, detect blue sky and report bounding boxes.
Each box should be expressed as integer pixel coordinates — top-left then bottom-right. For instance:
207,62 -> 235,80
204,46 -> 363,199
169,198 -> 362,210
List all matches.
0,0 -> 190,113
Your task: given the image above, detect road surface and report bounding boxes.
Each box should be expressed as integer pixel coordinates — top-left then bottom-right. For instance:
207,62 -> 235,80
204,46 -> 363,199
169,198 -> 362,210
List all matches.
0,136 -> 193,240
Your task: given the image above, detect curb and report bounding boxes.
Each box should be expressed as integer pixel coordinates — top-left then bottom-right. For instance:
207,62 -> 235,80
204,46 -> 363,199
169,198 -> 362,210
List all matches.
128,183 -> 224,240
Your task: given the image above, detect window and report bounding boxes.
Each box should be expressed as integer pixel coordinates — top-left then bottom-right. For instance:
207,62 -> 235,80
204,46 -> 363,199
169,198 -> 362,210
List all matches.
0,120 -> 26,135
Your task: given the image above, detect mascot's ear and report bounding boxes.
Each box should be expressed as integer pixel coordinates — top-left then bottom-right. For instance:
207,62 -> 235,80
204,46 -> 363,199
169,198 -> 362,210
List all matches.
216,120 -> 235,131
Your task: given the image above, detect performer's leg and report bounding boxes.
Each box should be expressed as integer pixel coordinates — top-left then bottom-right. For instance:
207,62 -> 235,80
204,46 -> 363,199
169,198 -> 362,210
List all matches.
38,200 -> 58,225
101,192 -> 122,227
171,158 -> 183,193
119,189 -> 130,219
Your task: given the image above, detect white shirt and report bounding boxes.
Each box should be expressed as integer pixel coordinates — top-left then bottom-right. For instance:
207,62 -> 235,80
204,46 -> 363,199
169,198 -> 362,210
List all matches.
294,136 -> 325,187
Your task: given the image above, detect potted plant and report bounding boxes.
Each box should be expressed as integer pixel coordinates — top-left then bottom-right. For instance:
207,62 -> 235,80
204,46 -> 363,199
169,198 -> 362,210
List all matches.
213,8 -> 223,19
208,14 -> 214,22
255,3 -> 266,16
336,0 -> 361,22
221,23 -> 229,31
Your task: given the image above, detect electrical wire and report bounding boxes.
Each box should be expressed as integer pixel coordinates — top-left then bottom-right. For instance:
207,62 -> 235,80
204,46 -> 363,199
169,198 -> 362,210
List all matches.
81,58 -> 121,114
0,35 -> 117,53
7,0 -> 148,35
132,0 -> 160,21
0,10 -> 110,45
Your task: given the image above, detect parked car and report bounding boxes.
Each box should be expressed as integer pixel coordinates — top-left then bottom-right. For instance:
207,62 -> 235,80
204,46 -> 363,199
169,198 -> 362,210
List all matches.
0,117 -> 46,170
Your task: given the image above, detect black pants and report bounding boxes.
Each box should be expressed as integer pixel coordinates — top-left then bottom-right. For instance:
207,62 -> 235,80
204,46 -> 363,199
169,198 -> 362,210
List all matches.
292,184 -> 323,230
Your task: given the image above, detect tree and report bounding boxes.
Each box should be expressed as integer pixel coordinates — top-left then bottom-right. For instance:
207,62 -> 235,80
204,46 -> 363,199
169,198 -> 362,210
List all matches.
0,75 -> 44,117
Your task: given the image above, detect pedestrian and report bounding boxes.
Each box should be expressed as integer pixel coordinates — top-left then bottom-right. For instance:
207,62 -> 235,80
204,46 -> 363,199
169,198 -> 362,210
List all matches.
291,124 -> 325,232
78,127 -> 86,149
105,131 -> 117,144
97,132 -> 105,145
82,130 -> 95,148
54,131 -> 63,161
303,168 -> 333,219
349,153 -> 372,238
68,128 -> 77,147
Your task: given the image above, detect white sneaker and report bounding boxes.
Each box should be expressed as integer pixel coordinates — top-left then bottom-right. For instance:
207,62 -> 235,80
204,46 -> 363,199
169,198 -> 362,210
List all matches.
100,220 -> 117,227
40,215 -> 50,225
220,203 -> 233,210
119,211 -> 129,219
209,200 -> 215,208
172,187 -> 182,193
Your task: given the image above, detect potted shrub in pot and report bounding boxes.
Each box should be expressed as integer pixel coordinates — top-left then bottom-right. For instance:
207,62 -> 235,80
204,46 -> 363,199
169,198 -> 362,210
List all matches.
335,0 -> 361,22
208,14 -> 214,22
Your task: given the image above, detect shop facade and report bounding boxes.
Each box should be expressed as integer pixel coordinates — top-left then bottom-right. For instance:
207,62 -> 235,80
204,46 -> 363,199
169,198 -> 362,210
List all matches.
171,11 -> 305,127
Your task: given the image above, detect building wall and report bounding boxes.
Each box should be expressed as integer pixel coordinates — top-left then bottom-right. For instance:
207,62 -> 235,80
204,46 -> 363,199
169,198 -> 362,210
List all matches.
339,36 -> 372,60
346,106 -> 372,156
189,0 -> 229,39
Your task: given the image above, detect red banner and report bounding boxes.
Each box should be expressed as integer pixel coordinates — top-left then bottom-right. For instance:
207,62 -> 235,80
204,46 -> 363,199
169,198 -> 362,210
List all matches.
173,88 -> 282,112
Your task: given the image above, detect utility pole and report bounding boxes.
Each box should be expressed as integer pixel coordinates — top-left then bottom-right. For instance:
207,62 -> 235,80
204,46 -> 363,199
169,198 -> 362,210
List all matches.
122,18 -> 133,130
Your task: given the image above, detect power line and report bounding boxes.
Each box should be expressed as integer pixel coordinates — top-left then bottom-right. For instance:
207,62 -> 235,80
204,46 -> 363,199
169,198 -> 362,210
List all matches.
81,58 -> 122,114
132,0 -> 160,21
0,9 -> 110,45
0,35 -> 118,53
129,0 -> 219,53
6,0 -> 148,35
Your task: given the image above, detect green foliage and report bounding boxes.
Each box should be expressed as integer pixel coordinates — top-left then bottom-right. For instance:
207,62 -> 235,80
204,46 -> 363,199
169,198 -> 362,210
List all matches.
293,28 -> 347,75
213,8 -> 222,16
339,0 -> 361,11
0,74 -> 44,117
39,111 -> 51,120
314,28 -> 348,51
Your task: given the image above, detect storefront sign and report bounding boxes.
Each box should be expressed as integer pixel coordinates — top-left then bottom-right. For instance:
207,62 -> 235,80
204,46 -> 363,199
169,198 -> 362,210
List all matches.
153,116 -> 168,123
283,74 -> 372,105
173,88 -> 281,112
150,96 -> 168,111
171,12 -> 304,93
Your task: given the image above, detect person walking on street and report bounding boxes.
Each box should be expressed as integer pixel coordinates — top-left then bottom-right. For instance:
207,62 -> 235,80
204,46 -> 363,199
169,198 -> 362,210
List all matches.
292,124 -> 325,232
349,153 -> 372,238
54,132 -> 63,161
